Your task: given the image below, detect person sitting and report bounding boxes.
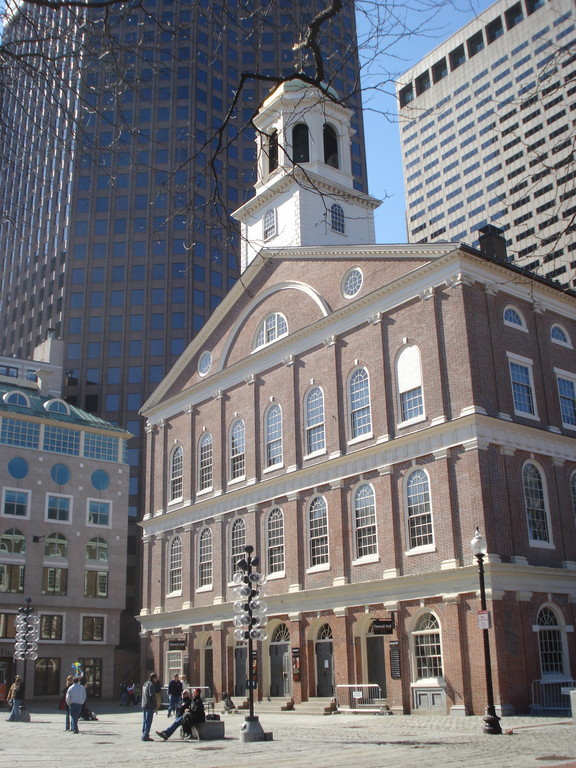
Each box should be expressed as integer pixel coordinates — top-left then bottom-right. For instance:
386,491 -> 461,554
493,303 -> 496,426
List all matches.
156,688 -> 205,741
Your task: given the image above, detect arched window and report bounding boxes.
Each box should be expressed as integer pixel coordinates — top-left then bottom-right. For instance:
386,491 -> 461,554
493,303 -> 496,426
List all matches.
263,208 -> 277,240
354,483 -> 377,558
523,463 -> 551,543
230,518 -> 246,579
45,399 -> 70,414
268,129 -> 278,173
318,623 -> 333,640
265,403 -> 283,467
44,532 -> 68,559
267,507 -> 284,574
0,528 -> 25,555
86,536 -> 106,562
330,203 -> 345,234
198,432 -> 213,491
169,536 -> 182,592
323,124 -> 339,168
254,312 -> 288,350
309,496 -> 328,567
271,623 -> 290,643
305,386 -> 325,455
230,419 -> 246,480
349,367 -> 372,439
537,606 -> 567,677
406,469 -> 434,549
413,613 -> 443,680
4,391 -> 29,407
292,123 -> 309,163
198,528 -> 212,587
169,445 -> 183,502
551,323 -> 571,347
503,305 -> 526,330
397,344 -> 424,423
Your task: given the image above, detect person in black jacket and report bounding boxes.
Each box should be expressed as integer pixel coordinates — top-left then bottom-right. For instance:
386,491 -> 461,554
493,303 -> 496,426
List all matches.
156,689 -> 205,741
141,673 -> 158,741
166,673 -> 183,717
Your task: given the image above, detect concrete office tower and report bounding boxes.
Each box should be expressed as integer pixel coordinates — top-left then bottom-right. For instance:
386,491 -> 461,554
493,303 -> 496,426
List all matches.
397,0 -> 576,284
0,2 -> 367,647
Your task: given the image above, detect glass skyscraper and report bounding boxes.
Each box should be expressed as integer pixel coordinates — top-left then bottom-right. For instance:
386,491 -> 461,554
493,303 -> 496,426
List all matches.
0,1 -> 367,641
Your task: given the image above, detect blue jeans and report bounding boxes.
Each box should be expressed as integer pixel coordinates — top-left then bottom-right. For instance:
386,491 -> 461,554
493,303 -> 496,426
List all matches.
69,702 -> 82,733
167,695 -> 181,716
7,699 -> 22,721
142,707 -> 155,740
163,714 -> 185,739
65,705 -> 70,730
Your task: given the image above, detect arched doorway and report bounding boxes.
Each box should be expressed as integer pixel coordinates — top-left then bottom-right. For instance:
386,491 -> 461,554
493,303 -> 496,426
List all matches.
234,644 -> 247,697
269,623 -> 291,697
315,623 -> 334,697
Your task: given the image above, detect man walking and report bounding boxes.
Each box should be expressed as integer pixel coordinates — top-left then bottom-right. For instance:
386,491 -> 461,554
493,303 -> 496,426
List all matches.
167,673 -> 183,717
65,677 -> 86,734
141,672 -> 158,741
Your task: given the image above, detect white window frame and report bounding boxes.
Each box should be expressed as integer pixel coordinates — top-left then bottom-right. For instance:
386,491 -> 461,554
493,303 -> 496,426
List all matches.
348,366 -> 372,443
229,419 -> 246,483
169,445 -> 184,503
352,483 -> 379,564
230,518 -> 246,582
410,611 -> 445,683
267,507 -> 285,578
1,488 -> 31,519
168,536 -> 182,595
550,323 -> 572,348
86,498 -> 112,528
304,386 -> 326,457
166,650 -> 183,679
198,431 -> 213,493
507,352 -> 538,420
264,402 -> 283,469
254,312 -> 288,351
533,604 -> 572,680
308,495 -> 329,571
45,493 -> 73,524
396,344 -> 425,427
263,208 -> 277,240
554,367 -> 576,430
404,468 -> 435,554
330,203 -> 345,234
503,304 -> 528,331
522,460 -> 554,548
197,527 -> 213,590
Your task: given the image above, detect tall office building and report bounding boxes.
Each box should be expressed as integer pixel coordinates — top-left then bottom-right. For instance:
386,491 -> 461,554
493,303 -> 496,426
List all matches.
397,0 -> 576,285
0,2 -> 367,647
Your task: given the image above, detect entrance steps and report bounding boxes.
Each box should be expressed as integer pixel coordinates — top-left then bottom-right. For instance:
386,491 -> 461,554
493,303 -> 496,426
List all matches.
234,697 -> 336,716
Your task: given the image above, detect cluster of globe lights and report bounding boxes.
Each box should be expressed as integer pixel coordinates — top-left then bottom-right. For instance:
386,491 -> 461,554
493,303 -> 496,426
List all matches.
232,550 -> 268,642
14,605 -> 39,661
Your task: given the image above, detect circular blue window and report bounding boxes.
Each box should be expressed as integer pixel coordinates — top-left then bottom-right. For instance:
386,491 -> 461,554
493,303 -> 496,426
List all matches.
8,457 -> 29,479
50,463 -> 70,485
91,469 -> 110,491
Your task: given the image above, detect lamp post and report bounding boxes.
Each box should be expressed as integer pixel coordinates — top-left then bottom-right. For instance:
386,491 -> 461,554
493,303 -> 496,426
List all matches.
13,597 -> 40,703
233,545 -> 271,742
471,529 -> 502,735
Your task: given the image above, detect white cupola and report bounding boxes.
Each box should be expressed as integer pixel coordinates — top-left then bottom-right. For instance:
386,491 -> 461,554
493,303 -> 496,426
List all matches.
232,78 -> 381,271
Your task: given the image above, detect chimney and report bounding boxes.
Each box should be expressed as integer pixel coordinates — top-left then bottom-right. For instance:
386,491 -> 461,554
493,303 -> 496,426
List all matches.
478,225 -> 508,262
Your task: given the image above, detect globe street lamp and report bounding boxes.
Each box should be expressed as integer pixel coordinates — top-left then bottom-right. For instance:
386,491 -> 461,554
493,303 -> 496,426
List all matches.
14,597 -> 40,705
471,528 -> 502,735
233,545 -> 271,742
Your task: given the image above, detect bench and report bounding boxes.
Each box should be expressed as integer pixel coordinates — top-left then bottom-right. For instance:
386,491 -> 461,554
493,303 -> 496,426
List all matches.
190,720 -> 225,740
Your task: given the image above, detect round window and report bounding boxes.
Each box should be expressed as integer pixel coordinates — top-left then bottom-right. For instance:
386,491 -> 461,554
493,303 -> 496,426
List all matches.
91,469 -> 110,491
198,350 -> 212,377
342,267 -> 363,298
50,463 -> 70,485
8,457 -> 29,480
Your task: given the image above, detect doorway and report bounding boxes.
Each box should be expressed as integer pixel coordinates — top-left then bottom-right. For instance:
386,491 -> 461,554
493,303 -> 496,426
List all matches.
234,645 -> 247,697
269,623 -> 291,697
366,633 -> 386,698
315,623 -> 334,697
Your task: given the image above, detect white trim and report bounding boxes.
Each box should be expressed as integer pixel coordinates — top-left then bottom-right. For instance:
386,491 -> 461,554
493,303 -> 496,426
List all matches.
1,487 -> 31,520
86,497 -> 112,528
44,492 -> 73,524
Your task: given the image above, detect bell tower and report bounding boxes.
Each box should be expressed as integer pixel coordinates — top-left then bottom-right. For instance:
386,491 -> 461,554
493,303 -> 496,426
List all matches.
232,79 -> 381,271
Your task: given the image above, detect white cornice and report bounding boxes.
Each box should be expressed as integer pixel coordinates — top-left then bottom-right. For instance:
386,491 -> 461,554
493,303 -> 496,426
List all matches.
138,561 -> 576,633
139,412 -> 576,535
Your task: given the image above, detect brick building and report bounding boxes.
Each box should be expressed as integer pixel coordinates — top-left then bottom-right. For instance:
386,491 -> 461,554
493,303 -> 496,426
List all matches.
139,81 -> 576,715
0,335 -> 131,699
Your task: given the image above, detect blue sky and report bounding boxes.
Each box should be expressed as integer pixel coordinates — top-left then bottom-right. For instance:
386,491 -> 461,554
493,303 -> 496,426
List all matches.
358,0 -> 494,242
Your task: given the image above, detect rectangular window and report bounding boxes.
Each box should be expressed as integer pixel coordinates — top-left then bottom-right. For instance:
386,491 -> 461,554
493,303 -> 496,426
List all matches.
3,489 -> 29,517
43,426 -> 80,455
40,614 -> 63,641
0,564 -> 24,593
509,356 -> 537,417
0,418 -> 40,448
0,612 -> 17,638
486,17 -> 504,43
84,570 -> 108,598
46,495 -> 71,522
87,500 -> 111,526
42,567 -> 67,596
556,373 -> 576,427
401,387 -> 424,421
82,616 -> 105,642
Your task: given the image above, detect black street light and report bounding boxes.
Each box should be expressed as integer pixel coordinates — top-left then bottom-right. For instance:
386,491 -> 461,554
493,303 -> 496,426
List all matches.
233,545 -> 271,743
471,529 -> 502,735
14,597 -> 39,703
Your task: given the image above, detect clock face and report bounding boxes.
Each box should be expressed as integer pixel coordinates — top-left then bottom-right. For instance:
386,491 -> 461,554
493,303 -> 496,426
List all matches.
198,350 -> 212,377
